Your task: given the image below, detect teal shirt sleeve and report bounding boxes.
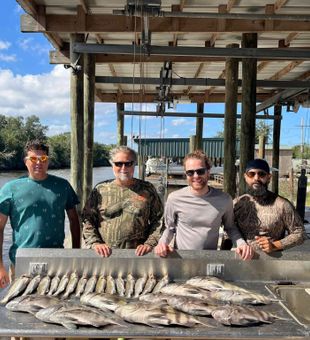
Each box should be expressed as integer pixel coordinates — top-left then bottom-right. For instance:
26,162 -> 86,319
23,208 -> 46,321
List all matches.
0,182 -> 13,216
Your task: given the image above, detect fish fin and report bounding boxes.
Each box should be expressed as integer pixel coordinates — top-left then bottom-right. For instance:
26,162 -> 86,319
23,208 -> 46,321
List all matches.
61,322 -> 77,330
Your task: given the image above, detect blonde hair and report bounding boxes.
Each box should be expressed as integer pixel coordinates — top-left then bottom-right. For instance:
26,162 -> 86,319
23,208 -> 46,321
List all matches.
183,150 -> 212,170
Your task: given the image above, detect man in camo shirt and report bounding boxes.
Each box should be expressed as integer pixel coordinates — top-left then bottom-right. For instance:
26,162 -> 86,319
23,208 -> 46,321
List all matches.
234,159 -> 306,254
82,146 -> 164,257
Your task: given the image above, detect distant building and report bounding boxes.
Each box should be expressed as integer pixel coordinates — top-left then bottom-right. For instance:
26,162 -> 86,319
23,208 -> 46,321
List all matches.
255,145 -> 292,177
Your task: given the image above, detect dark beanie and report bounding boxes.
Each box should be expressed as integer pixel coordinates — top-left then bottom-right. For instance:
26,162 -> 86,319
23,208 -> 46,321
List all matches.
245,159 -> 270,173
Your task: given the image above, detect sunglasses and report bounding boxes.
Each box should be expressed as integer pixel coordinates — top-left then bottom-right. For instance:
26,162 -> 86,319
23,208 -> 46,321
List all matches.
113,161 -> 134,168
246,171 -> 268,178
25,155 -> 49,163
185,168 -> 207,177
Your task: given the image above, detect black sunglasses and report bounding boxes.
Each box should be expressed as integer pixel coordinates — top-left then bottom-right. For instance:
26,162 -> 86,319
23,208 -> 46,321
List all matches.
246,171 -> 268,178
185,168 -> 207,177
113,161 -> 134,168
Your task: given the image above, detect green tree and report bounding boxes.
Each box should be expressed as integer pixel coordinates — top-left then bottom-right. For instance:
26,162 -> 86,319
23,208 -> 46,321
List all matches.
0,114 -> 48,169
292,144 -> 310,159
48,133 -> 71,168
215,119 -> 271,143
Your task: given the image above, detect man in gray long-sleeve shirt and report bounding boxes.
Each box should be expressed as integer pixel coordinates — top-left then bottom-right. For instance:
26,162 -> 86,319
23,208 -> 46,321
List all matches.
154,150 -> 254,260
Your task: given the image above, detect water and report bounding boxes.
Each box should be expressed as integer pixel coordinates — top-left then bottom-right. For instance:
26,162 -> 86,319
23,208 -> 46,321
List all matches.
0,167 -> 116,270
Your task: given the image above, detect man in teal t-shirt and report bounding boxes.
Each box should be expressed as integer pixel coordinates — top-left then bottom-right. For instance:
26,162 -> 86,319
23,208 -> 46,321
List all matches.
0,140 -> 81,288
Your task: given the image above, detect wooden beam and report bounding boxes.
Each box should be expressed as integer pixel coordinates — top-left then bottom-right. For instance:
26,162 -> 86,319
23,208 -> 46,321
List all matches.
186,62 -> 205,95
274,0 -> 288,11
94,91 -> 270,103
108,64 -> 123,94
21,14 -> 310,33
16,0 -> 38,17
269,60 -> 303,80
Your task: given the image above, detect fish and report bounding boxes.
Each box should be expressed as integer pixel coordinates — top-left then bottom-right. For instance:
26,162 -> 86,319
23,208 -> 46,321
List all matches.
52,273 -> 69,296
47,275 -> 61,296
95,275 -> 106,294
0,274 -> 31,304
6,294 -> 60,314
105,275 -> 116,295
115,302 -> 213,328
115,275 -> 126,297
80,292 -> 128,312
141,274 -> 157,295
162,305 -> 214,327
211,304 -> 285,326
152,274 -> 170,294
22,275 -> 42,296
207,290 -> 273,305
134,275 -> 147,298
62,272 -> 79,299
160,283 -> 207,300
83,275 -> 97,295
165,295 -> 218,316
124,274 -> 135,298
186,276 -> 251,293
35,302 -> 126,329
75,275 -> 88,298
139,293 -> 169,304
36,275 -> 51,295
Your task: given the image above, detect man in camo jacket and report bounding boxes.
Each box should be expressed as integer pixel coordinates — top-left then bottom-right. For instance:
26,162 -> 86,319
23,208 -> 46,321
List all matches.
82,146 -> 164,257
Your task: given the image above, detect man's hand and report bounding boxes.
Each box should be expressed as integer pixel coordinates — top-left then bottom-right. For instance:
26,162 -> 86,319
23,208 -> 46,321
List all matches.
135,244 -> 152,256
235,243 -> 254,260
154,243 -> 174,257
255,236 -> 281,253
0,265 -> 9,288
93,243 -> 112,257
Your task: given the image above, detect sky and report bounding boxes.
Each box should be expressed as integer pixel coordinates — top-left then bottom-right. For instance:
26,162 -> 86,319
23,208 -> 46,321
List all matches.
1,2 -> 310,148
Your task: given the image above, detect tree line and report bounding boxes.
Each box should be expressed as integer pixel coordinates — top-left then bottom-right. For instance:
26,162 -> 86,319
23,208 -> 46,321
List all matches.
0,114 -> 113,170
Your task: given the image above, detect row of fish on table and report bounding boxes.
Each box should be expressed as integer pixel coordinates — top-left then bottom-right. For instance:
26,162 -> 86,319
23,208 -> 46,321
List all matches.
0,273 -> 288,330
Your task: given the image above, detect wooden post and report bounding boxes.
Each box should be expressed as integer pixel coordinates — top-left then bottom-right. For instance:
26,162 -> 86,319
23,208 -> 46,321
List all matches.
296,169 -> 307,221
83,53 -> 95,206
196,103 -> 204,150
123,135 -> 128,146
272,104 -> 282,194
258,135 -> 266,159
239,33 -> 257,195
189,135 -> 196,153
117,103 -> 125,146
224,43 -> 239,197
70,33 -> 84,208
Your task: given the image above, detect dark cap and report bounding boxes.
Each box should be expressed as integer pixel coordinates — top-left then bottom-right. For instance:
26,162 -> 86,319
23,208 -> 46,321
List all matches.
245,159 -> 270,174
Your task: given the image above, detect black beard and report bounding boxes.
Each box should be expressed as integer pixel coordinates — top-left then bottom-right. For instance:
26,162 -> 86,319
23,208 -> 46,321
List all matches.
247,183 -> 268,197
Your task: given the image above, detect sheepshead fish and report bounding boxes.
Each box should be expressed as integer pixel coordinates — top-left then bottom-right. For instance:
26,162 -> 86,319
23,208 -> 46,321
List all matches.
186,276 -> 251,293
139,293 -> 169,304
37,275 -> 51,295
160,283 -> 207,300
75,275 -> 88,298
35,302 -> 126,329
95,275 -> 106,294
207,290 -> 273,305
53,273 -> 69,296
83,275 -> 97,295
134,275 -> 147,298
115,302 -> 213,327
22,275 -> 41,296
141,274 -> 157,295
211,304 -> 285,326
47,275 -> 60,296
125,274 -> 135,298
106,275 -> 116,295
6,294 -> 60,314
62,272 -> 79,299
166,295 -> 218,316
0,274 -> 31,304
80,292 -> 127,312
152,274 -> 170,294
115,275 -> 126,297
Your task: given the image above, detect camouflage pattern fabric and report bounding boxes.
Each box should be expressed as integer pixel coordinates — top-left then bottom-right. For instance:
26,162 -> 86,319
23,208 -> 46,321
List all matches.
233,190 -> 306,251
82,179 -> 164,249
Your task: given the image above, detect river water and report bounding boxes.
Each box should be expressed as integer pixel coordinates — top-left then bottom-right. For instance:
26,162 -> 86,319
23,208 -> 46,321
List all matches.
0,167 -> 116,270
